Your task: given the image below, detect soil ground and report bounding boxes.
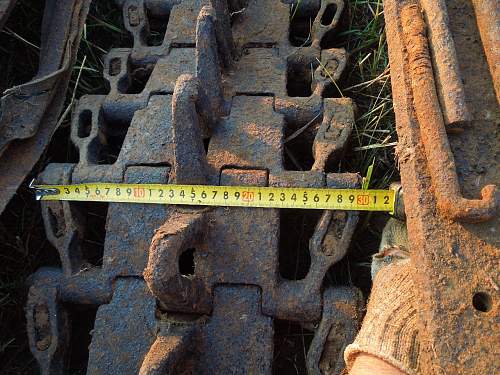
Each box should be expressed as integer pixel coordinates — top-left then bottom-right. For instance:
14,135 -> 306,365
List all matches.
0,1 -> 397,373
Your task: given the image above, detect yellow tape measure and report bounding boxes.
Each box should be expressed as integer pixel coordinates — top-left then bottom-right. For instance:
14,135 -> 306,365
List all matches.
32,182 -> 395,212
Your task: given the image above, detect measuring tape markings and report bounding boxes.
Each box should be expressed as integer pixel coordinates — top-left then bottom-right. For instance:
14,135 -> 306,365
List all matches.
33,183 -> 395,212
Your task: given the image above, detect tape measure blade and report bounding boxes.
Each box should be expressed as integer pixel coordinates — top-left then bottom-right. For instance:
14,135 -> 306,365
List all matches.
33,183 -> 395,212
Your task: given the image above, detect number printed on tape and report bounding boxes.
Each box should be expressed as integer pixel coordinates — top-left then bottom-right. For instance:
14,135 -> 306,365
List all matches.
33,183 -> 395,213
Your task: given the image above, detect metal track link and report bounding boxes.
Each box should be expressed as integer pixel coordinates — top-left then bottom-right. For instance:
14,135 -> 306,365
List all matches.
27,1 -> 364,374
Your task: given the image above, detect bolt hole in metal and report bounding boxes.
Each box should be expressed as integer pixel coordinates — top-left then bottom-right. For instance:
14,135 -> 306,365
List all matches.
117,64 -> 154,94
283,116 -> 322,171
179,248 -> 196,276
109,57 -> 122,76
472,292 -> 492,313
203,137 -> 210,154
34,304 -> 51,351
321,79 -> 343,98
284,125 -> 315,171
47,124 -> 80,163
287,63 -> 313,97
68,305 -> 98,373
78,110 -> 93,138
319,7 -> 344,50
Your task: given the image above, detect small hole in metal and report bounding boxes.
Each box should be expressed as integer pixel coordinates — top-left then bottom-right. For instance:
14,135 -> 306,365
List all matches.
472,292 -> 492,313
179,248 -> 195,276
78,110 -> 92,138
109,58 -> 122,76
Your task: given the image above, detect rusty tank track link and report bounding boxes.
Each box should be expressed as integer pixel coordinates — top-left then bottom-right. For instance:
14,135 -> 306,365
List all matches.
27,1 -> 365,374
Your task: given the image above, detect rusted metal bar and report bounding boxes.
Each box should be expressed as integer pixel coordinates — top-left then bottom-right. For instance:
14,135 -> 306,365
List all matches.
420,0 -> 471,125
270,209 -> 358,321
123,0 -> 148,48
170,75 -> 211,184
196,7 -> 226,120
144,71 -> 214,311
144,209 -> 210,313
471,0 -> 500,104
312,98 -> 354,171
29,267 -> 113,306
401,1 -> 498,223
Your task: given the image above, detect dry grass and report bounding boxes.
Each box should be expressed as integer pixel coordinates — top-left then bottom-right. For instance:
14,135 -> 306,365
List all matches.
324,0 -> 397,297
342,0 -> 398,188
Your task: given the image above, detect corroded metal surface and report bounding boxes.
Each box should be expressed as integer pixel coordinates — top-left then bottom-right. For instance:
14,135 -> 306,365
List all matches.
419,0 -> 470,126
27,0 -> 364,374
400,2 -> 497,223
385,0 -> 499,373
471,0 -> 500,104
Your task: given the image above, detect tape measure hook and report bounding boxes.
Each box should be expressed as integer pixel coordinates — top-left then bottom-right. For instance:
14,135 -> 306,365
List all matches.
29,179 -> 60,200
